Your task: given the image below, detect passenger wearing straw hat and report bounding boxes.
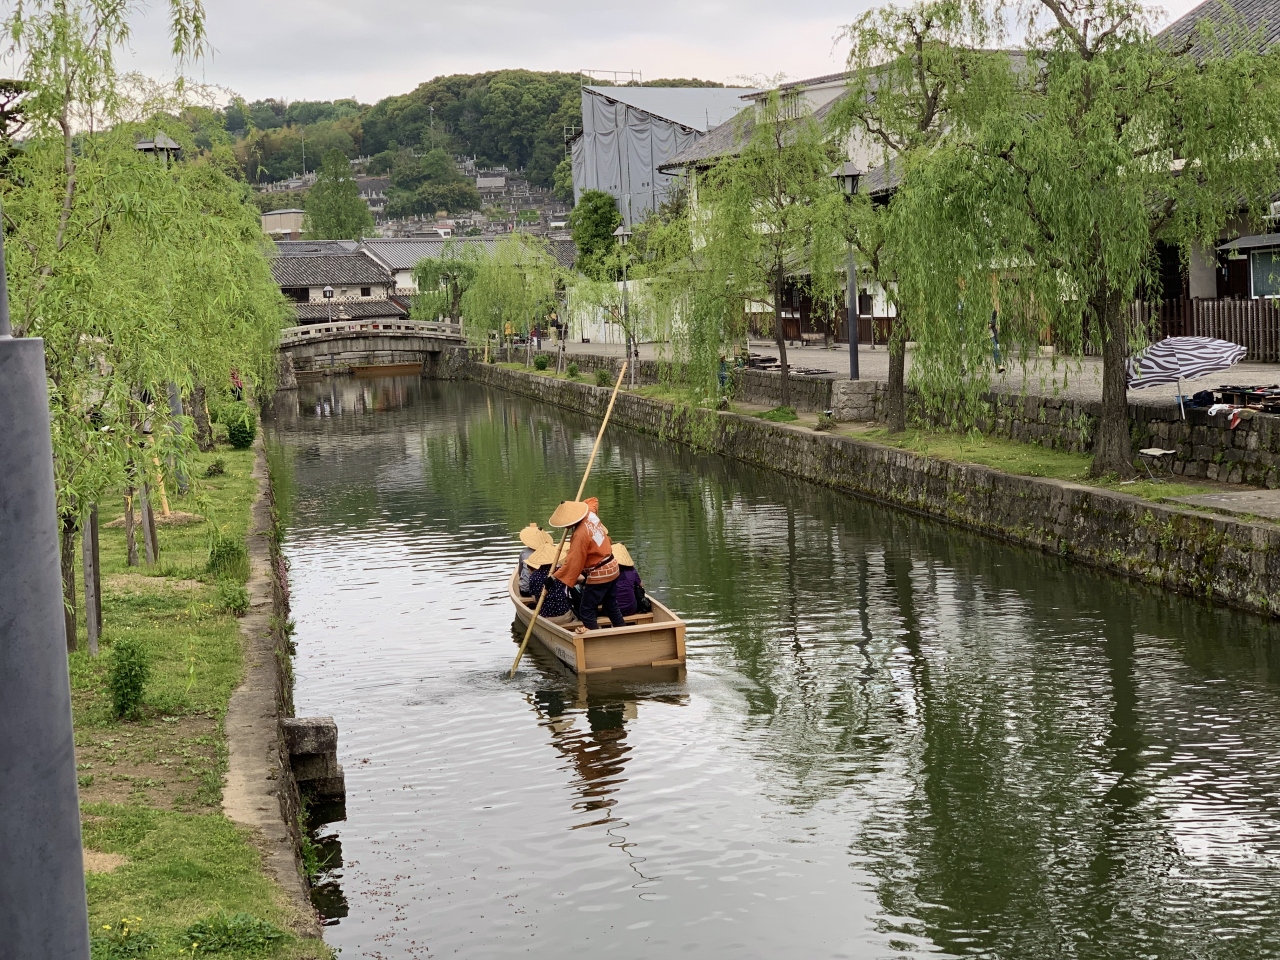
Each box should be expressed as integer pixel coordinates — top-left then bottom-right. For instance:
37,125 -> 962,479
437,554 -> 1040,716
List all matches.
550,497 -> 625,631
524,541 -> 575,621
517,522 -> 553,596
611,543 -> 645,617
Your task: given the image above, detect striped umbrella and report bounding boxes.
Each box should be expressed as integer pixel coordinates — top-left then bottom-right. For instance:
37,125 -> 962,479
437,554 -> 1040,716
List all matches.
1126,336 -> 1246,417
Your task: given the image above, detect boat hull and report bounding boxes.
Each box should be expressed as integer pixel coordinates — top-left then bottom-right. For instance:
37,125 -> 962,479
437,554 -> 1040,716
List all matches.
509,571 -> 686,674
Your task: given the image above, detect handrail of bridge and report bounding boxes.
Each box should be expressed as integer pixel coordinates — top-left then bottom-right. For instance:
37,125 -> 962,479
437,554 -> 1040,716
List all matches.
279,318 -> 463,346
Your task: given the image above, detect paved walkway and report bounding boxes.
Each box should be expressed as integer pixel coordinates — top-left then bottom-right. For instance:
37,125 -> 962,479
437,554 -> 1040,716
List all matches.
553,339 -> 1280,407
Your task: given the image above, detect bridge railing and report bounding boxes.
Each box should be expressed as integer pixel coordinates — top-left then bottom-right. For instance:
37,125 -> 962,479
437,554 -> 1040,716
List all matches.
280,318 -> 463,347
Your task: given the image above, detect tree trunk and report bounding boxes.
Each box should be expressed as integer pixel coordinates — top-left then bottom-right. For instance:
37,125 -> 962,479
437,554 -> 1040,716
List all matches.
1090,292 -> 1137,478
83,505 -> 101,656
124,486 -> 139,567
191,384 -> 214,452
887,333 -> 907,434
774,266 -> 791,408
141,484 -> 159,565
60,512 -> 77,654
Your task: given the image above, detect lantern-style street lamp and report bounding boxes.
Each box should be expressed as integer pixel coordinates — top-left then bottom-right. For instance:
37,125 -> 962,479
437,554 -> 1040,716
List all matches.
832,162 -> 862,381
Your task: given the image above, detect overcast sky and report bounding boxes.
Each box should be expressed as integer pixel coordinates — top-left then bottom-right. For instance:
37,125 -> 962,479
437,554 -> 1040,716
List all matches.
120,0 -> 1209,105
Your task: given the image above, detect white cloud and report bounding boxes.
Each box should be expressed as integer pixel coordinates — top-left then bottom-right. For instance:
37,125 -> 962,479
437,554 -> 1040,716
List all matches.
119,0 -> 1212,105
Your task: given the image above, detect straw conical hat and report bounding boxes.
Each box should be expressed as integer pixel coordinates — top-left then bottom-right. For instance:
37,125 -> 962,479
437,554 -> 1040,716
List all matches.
549,500 -> 589,528
526,541 -> 559,568
612,542 -> 634,567
519,522 -> 552,549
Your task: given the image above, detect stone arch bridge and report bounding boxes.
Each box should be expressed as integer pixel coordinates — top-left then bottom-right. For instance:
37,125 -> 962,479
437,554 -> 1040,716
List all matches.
277,319 -> 466,385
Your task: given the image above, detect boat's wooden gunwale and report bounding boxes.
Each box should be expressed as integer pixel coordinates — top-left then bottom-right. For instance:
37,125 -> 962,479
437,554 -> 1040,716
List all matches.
507,570 -> 686,673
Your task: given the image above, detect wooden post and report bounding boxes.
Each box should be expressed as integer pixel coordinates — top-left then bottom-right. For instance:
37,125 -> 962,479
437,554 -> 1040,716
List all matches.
83,504 -> 101,656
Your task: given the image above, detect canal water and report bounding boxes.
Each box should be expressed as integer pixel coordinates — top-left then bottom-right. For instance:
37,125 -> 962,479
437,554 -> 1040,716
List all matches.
268,375 -> 1280,959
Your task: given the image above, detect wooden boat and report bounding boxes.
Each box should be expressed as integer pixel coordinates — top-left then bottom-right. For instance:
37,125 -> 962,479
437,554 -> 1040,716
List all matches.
508,570 -> 686,675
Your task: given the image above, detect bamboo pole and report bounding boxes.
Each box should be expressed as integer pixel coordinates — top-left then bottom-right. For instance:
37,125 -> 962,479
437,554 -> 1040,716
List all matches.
509,362 -> 627,678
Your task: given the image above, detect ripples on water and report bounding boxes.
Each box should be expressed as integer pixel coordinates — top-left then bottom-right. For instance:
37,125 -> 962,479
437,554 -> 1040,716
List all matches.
268,376 -> 1280,959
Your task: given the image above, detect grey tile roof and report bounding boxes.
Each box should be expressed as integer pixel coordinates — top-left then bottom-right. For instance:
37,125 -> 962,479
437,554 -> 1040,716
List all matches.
660,94 -> 847,172
294,298 -> 407,323
860,159 -> 903,197
270,253 -> 393,287
1218,232 -> 1280,251
1159,0 -> 1280,56
274,239 -> 359,256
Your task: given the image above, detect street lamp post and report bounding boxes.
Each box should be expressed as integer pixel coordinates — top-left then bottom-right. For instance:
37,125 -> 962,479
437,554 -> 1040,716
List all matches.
833,163 -> 862,381
0,214 -> 93,956
613,224 -> 634,385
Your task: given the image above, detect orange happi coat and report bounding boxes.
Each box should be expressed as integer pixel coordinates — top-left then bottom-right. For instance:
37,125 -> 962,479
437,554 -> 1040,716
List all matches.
553,497 -> 617,587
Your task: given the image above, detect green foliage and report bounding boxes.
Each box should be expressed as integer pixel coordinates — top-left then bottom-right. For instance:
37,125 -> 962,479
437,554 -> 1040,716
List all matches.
890,0 -> 1280,477
203,458 -> 225,478
567,362 -> 580,379
90,915 -> 156,959
569,190 -> 622,279
756,406 -> 799,422
534,354 -> 550,371
553,157 -> 574,202
815,411 -> 837,431
595,368 -> 613,387
386,147 -> 481,217
304,148 -> 374,240
182,912 -> 285,954
411,240 -> 483,322
214,581 -> 249,617
108,636 -> 152,719
207,534 -> 249,582
223,407 -> 257,450
458,234 -> 561,345
361,70 -> 582,187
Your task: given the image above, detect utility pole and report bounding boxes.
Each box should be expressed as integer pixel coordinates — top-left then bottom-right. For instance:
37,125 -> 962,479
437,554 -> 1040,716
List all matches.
0,212 -> 92,956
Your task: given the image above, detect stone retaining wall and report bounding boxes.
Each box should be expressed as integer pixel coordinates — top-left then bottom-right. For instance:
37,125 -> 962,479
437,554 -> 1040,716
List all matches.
467,362 -> 1280,619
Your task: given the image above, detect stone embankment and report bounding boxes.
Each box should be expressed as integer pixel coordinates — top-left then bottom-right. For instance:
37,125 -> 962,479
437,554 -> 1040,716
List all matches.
519,348 -> 1280,487
467,361 -> 1280,619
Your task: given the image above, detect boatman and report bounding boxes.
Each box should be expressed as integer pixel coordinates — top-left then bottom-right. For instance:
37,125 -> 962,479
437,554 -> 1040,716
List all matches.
549,497 -> 626,631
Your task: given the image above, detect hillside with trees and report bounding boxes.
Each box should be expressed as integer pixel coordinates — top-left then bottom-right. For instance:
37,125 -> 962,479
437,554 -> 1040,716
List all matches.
208,73 -> 725,192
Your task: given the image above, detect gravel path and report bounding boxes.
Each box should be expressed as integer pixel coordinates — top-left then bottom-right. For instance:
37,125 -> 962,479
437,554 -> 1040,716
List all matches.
558,339 -> 1280,407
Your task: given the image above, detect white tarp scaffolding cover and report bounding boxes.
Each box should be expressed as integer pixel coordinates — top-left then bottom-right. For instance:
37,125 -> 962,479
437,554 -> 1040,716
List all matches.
571,85 -> 757,226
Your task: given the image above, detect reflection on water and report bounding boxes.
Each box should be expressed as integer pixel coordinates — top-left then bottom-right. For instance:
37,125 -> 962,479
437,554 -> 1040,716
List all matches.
268,376 -> 1280,959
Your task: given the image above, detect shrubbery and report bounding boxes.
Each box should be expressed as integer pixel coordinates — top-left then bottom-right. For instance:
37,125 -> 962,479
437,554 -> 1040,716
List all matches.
595,368 -> 612,388
224,408 -> 256,450
534,354 -> 549,371
183,913 -> 285,954
567,362 -> 579,379
207,534 -> 250,582
108,636 -> 151,719
215,581 -> 250,617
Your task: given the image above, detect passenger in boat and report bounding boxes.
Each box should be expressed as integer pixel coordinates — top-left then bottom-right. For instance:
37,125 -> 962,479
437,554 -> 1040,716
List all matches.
517,523 -> 553,596
611,543 -> 644,617
549,498 -> 625,631
524,542 -> 575,621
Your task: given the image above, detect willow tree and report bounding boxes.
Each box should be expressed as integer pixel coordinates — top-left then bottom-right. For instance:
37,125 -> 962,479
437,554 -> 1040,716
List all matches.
691,90 -> 846,407
893,0 -> 1280,477
832,0 -> 984,432
569,245 -> 649,385
411,239 -> 483,325
459,233 -> 561,360
2,0 -> 286,646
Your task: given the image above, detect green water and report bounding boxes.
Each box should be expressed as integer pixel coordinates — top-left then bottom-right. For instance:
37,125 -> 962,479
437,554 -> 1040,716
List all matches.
268,375 -> 1280,959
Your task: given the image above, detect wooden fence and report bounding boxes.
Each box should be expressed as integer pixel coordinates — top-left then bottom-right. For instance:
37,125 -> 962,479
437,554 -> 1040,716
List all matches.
1126,299 -> 1280,363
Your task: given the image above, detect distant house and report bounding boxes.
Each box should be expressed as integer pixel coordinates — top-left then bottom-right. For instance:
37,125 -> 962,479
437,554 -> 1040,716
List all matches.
262,208 -> 305,241
359,237 -> 577,293
570,84 -> 760,226
269,245 -> 404,325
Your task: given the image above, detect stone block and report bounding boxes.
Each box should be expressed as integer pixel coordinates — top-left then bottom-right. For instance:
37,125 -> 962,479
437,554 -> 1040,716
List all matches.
282,716 -> 337,757
292,752 -> 341,782
306,767 -> 346,801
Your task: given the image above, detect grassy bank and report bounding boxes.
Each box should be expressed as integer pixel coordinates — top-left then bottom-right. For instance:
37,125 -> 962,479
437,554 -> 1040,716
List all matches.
70,444 -> 324,959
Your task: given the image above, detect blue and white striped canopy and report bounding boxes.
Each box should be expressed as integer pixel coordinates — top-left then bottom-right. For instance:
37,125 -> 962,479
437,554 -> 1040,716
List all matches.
1126,337 -> 1246,390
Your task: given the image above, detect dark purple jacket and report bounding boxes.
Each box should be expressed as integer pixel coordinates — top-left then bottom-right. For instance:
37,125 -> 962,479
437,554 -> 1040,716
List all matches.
615,567 -> 642,616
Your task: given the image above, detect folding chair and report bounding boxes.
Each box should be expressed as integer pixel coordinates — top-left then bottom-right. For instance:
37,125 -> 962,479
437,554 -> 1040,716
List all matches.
1137,447 -> 1176,480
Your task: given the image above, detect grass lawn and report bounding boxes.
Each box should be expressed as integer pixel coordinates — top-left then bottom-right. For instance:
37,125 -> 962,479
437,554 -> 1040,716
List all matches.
851,425 -> 1212,501
71,442 -> 325,959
